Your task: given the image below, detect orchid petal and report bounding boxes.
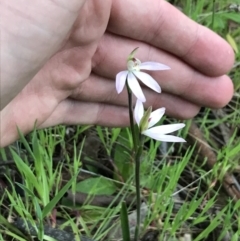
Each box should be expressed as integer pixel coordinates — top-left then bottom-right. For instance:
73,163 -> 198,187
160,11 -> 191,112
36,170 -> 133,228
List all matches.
139,62 -> 170,71
127,72 -> 146,102
148,107 -> 165,128
133,71 -> 161,93
142,131 -> 186,142
116,71 -> 128,93
144,124 -> 185,136
134,99 -> 144,125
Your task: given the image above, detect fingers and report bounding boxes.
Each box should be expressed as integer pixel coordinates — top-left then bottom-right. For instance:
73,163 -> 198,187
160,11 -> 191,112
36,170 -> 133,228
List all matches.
108,0 -> 235,76
70,74 -> 200,119
93,33 -> 234,108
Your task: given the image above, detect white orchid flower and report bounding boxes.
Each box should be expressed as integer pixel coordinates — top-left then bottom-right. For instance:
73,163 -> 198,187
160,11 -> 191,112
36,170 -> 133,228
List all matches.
134,99 -> 186,142
116,48 -> 170,102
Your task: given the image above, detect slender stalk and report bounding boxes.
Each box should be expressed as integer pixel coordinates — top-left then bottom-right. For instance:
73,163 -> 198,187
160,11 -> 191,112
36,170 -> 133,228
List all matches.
126,81 -> 143,241
134,136 -> 144,241
126,83 -> 137,152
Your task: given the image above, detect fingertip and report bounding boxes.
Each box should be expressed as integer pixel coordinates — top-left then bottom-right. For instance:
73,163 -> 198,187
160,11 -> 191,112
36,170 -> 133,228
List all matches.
184,26 -> 235,76
208,75 -> 234,108
220,38 -> 236,73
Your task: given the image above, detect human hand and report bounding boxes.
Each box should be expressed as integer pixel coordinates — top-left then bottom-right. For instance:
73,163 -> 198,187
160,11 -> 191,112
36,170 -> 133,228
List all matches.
0,0 -> 235,147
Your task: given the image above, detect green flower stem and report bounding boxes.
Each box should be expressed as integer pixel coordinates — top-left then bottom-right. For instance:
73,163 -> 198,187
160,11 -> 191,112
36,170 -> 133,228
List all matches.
126,83 -> 138,152
126,82 -> 144,241
133,136 -> 144,241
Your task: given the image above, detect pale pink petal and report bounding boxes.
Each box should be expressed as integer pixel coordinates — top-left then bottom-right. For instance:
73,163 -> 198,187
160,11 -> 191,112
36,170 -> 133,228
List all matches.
148,107 -> 165,128
142,131 -> 186,142
127,72 -> 146,102
133,71 -> 161,93
116,71 -> 128,93
134,99 -> 144,125
139,62 -> 170,71
144,123 -> 185,135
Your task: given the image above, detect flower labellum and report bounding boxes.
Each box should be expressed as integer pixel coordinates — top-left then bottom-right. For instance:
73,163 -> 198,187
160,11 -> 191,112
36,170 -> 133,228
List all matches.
134,99 -> 186,142
116,48 -> 170,102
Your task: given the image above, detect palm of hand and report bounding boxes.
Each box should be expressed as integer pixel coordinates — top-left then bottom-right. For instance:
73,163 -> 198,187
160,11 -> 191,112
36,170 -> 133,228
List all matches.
1,0 -> 113,145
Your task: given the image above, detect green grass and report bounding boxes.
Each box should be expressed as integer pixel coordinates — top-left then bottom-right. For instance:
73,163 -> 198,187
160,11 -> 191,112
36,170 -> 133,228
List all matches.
1,0 -> 240,240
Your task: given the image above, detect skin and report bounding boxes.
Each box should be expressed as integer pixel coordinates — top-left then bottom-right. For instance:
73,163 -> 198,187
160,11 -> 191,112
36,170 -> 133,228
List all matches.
0,0 -> 235,147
